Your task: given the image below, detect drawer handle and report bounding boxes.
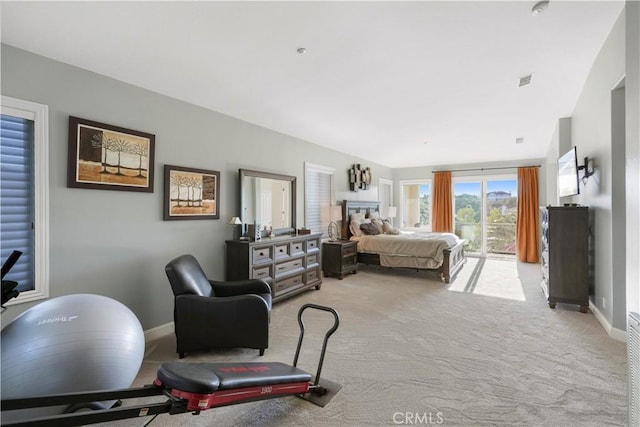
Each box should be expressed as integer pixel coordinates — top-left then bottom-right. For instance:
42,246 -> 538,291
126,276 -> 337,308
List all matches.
279,248 -> 284,253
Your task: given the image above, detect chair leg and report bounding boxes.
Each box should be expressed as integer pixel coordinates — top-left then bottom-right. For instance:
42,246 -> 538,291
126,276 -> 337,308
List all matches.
179,352 -> 185,359
259,348 -> 265,356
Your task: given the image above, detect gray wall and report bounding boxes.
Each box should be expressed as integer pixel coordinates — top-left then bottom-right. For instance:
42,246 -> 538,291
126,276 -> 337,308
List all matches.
545,118 -> 572,206
545,10 -> 627,330
0,44 -> 392,330
626,0 -> 640,316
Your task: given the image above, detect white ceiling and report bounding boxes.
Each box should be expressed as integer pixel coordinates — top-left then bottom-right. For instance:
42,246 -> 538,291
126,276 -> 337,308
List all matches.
0,1 -> 624,168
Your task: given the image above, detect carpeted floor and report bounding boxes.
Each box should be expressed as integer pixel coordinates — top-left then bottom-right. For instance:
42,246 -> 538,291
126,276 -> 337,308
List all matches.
107,257 -> 628,426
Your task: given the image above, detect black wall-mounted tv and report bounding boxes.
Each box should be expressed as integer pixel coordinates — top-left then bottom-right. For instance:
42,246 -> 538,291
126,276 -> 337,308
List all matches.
558,146 -> 580,197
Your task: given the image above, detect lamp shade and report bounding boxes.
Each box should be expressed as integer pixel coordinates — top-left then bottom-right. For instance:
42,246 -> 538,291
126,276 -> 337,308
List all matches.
330,205 -> 342,221
322,205 -> 343,222
387,206 -> 397,218
228,216 -> 242,225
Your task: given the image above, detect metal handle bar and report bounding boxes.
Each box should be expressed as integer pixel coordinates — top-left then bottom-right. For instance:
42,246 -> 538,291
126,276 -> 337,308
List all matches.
293,303 -> 340,386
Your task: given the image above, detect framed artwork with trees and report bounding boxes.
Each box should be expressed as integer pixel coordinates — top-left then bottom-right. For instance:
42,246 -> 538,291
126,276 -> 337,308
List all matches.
67,116 -> 155,192
163,164 -> 220,220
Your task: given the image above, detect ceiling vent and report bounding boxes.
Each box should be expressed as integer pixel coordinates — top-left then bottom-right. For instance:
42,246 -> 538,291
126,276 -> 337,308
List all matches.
518,74 -> 533,87
516,137 -> 525,144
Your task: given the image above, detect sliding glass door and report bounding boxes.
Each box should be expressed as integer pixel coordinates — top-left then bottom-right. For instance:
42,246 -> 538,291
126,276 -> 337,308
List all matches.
453,176 -> 517,256
454,181 -> 482,252
486,179 -> 517,255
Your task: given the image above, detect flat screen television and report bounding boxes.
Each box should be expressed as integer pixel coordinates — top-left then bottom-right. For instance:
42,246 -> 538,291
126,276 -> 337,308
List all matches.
558,146 -> 580,197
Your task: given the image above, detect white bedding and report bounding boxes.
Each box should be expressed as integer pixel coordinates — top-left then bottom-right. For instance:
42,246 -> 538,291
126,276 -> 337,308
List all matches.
351,232 -> 461,269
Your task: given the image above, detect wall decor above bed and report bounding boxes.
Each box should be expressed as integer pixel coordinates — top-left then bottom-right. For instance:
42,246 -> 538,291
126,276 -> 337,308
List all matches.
348,164 -> 371,191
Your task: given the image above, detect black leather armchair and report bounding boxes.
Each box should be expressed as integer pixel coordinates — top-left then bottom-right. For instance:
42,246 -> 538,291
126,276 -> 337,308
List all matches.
165,254 -> 272,358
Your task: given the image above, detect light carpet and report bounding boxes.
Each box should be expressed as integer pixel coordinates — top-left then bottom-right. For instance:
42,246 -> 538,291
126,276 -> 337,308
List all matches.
104,258 -> 627,426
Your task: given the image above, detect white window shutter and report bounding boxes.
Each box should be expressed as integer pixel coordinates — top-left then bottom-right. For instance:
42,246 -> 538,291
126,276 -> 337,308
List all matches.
304,163 -> 334,237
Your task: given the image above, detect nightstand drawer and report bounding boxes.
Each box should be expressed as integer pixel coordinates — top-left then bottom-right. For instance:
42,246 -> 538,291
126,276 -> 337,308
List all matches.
343,243 -> 357,257
344,254 -> 357,265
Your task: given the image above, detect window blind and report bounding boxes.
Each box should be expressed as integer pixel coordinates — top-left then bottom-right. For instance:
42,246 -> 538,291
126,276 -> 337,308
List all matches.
1,114 -> 35,292
304,163 -> 334,236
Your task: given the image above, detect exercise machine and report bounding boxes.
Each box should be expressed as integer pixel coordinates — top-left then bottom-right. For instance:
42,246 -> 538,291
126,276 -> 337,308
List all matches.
1,303 -> 341,426
1,250 -> 22,309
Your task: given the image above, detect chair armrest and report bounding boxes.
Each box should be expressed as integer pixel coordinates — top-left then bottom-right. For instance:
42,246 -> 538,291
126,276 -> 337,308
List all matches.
209,279 -> 271,297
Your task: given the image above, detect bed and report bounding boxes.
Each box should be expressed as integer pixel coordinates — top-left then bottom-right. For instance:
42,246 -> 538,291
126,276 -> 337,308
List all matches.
341,200 -> 466,283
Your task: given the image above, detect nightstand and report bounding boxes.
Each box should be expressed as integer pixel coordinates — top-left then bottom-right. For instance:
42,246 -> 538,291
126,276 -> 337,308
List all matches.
322,240 -> 358,279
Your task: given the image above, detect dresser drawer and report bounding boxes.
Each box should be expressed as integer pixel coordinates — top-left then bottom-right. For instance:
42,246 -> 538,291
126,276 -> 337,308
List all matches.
289,241 -> 305,256
252,265 -> 272,281
275,258 -> 304,276
306,238 -> 320,253
252,246 -> 273,264
306,268 -> 320,283
274,244 -> 289,259
306,253 -> 319,268
275,274 -> 303,293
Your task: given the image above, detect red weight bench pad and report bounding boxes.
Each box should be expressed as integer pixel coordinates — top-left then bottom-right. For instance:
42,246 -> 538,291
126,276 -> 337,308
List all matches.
155,362 -> 312,411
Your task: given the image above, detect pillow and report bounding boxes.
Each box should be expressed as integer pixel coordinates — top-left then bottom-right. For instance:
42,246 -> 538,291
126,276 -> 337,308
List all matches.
371,218 -> 384,234
349,220 -> 362,237
360,222 -> 380,235
382,220 -> 401,235
367,211 -> 380,220
350,212 -> 365,223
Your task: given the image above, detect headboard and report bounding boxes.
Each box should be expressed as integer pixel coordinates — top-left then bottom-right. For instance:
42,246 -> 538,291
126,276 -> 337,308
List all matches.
341,200 -> 381,240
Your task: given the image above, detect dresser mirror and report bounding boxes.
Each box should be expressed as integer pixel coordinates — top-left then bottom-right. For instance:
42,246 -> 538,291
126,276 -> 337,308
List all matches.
239,169 -> 296,236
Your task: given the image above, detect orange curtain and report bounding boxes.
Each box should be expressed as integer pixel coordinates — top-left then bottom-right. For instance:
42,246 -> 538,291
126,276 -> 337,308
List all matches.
432,171 -> 453,232
516,167 -> 540,262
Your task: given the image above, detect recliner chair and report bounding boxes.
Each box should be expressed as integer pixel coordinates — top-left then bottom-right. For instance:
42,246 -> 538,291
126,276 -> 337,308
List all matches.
165,254 -> 272,358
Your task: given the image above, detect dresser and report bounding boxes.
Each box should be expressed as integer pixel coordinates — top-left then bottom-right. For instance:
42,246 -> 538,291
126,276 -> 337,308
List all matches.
540,206 -> 590,312
322,240 -> 358,279
226,233 -> 322,303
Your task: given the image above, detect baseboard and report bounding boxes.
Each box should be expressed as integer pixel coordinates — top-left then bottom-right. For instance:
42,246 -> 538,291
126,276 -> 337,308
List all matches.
144,321 -> 174,344
589,301 -> 627,343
